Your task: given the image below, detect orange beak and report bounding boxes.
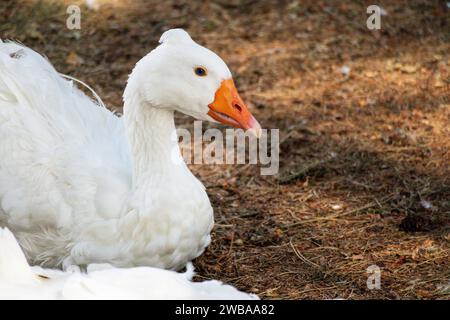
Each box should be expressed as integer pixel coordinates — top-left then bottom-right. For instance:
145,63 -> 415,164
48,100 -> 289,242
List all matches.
208,79 -> 262,138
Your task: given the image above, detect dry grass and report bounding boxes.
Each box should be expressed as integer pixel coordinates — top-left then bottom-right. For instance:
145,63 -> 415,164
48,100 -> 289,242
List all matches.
1,0 -> 449,299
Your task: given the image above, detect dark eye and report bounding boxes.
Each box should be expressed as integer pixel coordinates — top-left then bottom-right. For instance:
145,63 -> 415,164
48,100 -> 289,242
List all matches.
194,67 -> 207,77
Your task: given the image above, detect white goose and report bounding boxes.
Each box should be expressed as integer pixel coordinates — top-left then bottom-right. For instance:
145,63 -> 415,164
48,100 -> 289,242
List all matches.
0,29 -> 261,270
0,227 -> 258,299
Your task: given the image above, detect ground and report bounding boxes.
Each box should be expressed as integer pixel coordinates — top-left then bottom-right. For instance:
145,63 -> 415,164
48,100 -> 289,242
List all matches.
1,0 -> 449,299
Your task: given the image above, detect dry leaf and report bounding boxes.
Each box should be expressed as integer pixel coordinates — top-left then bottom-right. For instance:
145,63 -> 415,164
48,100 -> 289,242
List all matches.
65,51 -> 84,66
364,71 -> 377,78
401,65 -> 418,74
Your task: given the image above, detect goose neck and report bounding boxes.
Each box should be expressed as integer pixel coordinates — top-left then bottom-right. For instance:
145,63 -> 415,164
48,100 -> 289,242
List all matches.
124,96 -> 183,189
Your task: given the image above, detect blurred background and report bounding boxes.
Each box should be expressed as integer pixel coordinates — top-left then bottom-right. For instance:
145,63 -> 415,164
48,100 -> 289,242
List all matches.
1,0 -> 448,299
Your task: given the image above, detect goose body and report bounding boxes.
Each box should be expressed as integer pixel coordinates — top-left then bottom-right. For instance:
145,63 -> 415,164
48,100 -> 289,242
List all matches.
0,227 -> 258,299
0,29 -> 261,270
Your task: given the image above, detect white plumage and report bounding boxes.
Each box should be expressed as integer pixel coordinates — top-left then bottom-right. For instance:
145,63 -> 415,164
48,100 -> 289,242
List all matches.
0,29 -> 260,270
0,227 -> 258,299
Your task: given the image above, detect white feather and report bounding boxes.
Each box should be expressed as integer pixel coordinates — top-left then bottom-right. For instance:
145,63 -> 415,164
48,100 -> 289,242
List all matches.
0,228 -> 258,300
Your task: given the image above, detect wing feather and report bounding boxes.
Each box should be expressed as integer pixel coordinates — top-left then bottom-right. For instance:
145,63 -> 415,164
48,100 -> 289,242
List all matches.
0,42 -> 131,261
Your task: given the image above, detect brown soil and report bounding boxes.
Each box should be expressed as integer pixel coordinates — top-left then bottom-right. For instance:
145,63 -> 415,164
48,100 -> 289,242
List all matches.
1,0 -> 449,299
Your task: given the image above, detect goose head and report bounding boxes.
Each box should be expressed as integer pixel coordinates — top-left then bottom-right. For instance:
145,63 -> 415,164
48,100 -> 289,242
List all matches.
125,29 -> 261,136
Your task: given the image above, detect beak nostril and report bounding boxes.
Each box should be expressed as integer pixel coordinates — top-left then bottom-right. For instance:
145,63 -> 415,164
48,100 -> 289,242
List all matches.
234,104 -> 242,112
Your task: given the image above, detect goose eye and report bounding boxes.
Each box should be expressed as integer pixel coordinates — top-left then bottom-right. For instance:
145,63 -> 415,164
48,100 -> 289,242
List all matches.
194,67 -> 207,77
